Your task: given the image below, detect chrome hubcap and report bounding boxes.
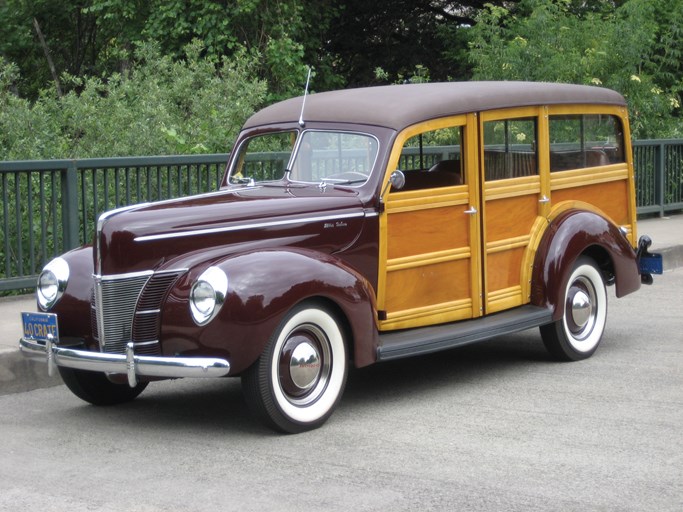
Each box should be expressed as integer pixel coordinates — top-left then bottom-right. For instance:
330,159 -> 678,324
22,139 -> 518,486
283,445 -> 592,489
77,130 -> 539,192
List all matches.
278,324 -> 331,405
289,341 -> 322,391
566,278 -> 597,340
571,290 -> 591,329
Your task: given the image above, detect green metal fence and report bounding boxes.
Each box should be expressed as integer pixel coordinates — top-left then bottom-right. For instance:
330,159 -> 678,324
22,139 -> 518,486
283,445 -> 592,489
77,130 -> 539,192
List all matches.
0,154 -> 228,291
633,139 -> 683,216
1,140 -> 682,292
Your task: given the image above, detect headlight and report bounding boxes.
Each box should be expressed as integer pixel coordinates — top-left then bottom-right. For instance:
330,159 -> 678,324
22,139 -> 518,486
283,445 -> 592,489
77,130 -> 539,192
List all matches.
190,266 -> 228,325
37,257 -> 69,311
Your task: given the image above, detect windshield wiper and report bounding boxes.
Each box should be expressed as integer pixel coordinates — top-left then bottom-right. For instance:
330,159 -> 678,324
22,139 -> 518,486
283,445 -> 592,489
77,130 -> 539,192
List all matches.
320,177 -> 367,185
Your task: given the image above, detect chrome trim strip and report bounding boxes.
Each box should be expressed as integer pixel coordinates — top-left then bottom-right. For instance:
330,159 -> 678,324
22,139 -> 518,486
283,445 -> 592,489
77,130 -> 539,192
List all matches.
135,309 -> 161,315
132,340 -> 159,347
20,337 -> 231,383
134,211 -> 367,242
93,275 -> 106,351
95,270 -> 154,281
96,203 -> 151,275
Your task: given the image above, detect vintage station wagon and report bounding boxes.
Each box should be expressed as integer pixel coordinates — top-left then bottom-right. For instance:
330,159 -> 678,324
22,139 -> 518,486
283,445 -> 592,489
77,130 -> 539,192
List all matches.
21,82 -> 661,433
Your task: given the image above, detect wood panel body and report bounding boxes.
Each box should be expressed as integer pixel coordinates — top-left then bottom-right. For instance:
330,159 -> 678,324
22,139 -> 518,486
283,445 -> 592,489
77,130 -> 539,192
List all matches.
377,103 -> 636,331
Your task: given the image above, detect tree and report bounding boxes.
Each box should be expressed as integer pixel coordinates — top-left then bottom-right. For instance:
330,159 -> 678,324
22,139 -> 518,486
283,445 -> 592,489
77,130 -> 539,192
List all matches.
87,0 -> 337,100
324,0 -> 506,87
466,0 -> 681,138
0,0 -> 100,98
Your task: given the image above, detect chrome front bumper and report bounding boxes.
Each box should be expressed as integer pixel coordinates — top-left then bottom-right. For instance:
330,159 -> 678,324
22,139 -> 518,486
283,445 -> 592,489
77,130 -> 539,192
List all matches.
20,337 -> 231,388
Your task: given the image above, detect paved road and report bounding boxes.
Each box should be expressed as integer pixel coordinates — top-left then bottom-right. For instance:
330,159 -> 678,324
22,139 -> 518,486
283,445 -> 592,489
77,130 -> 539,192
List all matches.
1,270 -> 681,512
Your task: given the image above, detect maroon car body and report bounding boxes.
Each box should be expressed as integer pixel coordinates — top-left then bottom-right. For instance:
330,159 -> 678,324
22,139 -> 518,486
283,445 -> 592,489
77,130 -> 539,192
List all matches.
21,82 -> 659,433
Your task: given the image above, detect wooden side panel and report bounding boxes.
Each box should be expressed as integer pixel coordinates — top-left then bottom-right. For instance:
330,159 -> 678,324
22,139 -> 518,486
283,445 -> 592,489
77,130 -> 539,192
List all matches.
483,184 -> 540,313
387,205 -> 469,260
383,197 -> 475,329
485,193 -> 539,242
551,177 -> 630,227
384,258 -> 471,315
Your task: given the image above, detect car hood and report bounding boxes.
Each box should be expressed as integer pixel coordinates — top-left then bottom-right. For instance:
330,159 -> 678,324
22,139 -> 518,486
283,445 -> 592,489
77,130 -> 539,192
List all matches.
97,184 -> 369,274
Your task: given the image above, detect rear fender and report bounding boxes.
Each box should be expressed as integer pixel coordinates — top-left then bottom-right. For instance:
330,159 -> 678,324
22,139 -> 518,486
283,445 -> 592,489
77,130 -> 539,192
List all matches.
161,248 -> 378,374
531,209 -> 640,320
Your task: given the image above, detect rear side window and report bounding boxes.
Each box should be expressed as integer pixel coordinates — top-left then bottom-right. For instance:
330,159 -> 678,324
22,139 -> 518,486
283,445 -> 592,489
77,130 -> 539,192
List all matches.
549,114 -> 624,171
483,118 -> 538,181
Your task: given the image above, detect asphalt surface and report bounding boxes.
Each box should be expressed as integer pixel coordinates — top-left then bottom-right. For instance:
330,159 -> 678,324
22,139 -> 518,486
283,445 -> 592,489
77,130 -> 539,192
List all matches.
0,268 -> 681,511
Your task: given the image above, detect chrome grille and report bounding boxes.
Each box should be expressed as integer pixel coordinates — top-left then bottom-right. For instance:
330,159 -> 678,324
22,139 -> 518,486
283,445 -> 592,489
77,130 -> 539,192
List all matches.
132,271 -> 184,355
95,272 -> 152,354
92,270 -> 183,355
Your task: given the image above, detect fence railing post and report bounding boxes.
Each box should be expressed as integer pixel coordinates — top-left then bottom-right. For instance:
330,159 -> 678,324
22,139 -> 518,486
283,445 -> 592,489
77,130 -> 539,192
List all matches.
61,161 -> 80,250
656,142 -> 666,217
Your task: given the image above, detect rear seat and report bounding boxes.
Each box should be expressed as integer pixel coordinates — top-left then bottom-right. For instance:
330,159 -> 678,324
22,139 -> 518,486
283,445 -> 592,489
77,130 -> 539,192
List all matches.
400,159 -> 462,191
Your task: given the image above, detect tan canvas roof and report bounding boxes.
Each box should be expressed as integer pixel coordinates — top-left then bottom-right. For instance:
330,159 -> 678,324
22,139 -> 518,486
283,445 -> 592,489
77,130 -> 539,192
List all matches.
243,81 -> 626,132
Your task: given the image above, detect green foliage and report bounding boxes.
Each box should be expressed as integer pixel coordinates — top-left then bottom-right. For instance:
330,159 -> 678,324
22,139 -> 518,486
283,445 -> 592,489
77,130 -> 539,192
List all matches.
467,0 -> 682,138
0,42 -> 266,159
85,0 -> 327,101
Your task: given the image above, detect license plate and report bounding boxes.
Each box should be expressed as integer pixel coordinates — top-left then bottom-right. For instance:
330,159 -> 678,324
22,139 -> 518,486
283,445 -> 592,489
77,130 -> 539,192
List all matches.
639,254 -> 663,275
21,312 -> 59,343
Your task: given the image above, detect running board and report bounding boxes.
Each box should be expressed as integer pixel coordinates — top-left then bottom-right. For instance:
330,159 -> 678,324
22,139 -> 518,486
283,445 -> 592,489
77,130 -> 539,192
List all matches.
377,305 -> 553,362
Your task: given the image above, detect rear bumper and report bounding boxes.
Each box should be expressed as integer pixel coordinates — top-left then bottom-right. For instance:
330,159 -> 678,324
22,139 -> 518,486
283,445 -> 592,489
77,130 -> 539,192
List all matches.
20,337 -> 231,388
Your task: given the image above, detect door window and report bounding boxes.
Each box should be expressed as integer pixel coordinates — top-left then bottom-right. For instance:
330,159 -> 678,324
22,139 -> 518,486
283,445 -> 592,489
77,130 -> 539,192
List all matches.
397,126 -> 464,190
483,118 -> 538,180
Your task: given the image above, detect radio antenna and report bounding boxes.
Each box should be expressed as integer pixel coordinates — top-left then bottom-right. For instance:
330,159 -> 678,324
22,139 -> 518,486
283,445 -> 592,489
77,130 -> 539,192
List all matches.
298,67 -> 312,128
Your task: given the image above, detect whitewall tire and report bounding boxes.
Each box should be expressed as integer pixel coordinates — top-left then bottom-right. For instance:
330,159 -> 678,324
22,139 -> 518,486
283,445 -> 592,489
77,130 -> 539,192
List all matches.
540,257 -> 608,361
242,302 -> 348,433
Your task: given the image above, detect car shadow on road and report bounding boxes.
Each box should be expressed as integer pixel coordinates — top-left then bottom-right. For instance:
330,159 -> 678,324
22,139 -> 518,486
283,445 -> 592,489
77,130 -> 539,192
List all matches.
343,331 -> 552,405
53,331 -> 554,436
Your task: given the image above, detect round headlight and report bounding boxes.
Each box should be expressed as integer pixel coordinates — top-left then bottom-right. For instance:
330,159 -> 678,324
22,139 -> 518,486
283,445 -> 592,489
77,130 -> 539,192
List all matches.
190,267 -> 228,325
37,257 -> 69,311
191,281 -> 216,317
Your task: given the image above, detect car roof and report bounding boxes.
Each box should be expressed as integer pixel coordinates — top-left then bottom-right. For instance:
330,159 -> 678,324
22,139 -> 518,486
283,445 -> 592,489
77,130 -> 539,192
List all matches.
243,81 -> 627,132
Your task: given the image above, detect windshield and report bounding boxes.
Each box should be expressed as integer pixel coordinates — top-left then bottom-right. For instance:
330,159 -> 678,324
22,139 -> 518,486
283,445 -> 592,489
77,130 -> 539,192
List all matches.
229,130 -> 378,186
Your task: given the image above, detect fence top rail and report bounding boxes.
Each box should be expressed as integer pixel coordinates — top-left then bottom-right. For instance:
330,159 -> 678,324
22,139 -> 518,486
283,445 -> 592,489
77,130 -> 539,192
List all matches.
0,160 -> 70,172
632,138 -> 683,146
0,153 -> 231,173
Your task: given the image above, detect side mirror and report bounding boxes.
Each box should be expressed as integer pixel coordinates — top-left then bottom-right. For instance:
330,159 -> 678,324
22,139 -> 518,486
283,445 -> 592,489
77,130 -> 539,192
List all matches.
389,170 -> 405,191
379,170 -> 406,211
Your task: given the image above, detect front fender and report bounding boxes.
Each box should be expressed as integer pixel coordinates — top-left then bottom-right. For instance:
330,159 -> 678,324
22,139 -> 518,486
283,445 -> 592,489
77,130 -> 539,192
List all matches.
160,248 -> 378,374
44,245 -> 95,345
531,210 -> 640,320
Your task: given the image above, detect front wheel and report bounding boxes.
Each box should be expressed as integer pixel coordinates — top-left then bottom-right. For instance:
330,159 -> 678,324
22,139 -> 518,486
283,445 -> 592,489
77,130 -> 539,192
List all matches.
242,302 -> 348,434
540,257 -> 608,361
58,367 -> 148,405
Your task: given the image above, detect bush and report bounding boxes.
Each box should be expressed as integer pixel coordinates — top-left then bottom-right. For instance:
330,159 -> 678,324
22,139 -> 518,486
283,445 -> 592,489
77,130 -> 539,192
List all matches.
0,41 -> 267,160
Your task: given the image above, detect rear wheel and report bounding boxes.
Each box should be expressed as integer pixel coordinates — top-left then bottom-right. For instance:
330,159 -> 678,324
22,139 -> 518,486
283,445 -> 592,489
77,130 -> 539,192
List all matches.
242,302 -> 348,434
540,257 -> 607,361
59,367 -> 148,405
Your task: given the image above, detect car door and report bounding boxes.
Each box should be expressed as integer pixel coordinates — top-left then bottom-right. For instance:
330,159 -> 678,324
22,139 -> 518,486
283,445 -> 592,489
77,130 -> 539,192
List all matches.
377,115 -> 482,331
478,107 -> 550,314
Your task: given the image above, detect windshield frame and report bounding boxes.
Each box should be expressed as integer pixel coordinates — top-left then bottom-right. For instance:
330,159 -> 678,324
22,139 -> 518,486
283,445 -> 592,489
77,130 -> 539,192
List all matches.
225,128 -> 380,189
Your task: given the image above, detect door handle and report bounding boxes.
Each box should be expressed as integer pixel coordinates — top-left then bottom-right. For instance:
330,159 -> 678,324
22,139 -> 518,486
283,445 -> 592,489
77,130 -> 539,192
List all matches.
539,195 -> 550,204
464,206 -> 477,215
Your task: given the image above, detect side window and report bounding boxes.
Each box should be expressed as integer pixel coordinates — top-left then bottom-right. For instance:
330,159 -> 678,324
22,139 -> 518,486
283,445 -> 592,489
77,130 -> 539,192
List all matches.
483,117 -> 538,181
397,126 -> 464,191
549,114 -> 624,171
